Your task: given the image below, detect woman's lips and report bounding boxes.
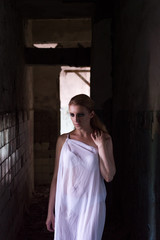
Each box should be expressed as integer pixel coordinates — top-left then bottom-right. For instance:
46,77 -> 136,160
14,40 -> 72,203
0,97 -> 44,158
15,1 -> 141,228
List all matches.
74,123 -> 80,127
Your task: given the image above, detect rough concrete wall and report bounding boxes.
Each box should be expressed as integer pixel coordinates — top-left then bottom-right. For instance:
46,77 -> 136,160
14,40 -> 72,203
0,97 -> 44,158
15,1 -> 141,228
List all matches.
91,18 -> 112,133
110,1 -> 160,239
31,19 -> 91,48
0,1 -> 34,240
33,66 -> 60,185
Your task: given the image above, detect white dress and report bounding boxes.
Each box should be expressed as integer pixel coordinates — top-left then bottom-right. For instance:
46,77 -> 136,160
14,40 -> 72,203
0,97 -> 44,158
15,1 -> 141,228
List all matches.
54,135 -> 107,240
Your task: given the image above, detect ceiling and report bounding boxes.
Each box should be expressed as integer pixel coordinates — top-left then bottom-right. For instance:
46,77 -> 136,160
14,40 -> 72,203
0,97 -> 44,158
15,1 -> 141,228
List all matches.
16,0 -> 96,19
17,0 -> 112,66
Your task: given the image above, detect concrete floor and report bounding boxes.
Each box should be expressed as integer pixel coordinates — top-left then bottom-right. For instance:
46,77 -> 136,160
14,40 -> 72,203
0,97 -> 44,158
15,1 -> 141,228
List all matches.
18,185 -> 53,240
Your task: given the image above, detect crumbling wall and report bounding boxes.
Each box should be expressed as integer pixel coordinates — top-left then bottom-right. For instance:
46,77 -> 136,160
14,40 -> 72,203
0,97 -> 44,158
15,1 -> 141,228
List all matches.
0,1 -> 34,239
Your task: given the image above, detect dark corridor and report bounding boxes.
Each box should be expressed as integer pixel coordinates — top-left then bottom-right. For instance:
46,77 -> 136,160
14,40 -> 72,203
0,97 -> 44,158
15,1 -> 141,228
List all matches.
0,0 -> 160,240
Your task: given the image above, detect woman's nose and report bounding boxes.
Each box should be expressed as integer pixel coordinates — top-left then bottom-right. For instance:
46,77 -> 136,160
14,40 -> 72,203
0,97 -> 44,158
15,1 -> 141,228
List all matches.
75,115 -> 79,122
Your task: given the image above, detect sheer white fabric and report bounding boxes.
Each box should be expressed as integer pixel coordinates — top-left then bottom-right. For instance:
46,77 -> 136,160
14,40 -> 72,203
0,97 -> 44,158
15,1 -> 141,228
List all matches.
54,136 -> 107,240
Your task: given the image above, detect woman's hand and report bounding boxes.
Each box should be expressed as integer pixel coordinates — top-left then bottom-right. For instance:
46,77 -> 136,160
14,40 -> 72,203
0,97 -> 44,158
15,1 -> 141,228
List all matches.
91,130 -> 109,148
91,130 -> 116,182
46,213 -> 55,232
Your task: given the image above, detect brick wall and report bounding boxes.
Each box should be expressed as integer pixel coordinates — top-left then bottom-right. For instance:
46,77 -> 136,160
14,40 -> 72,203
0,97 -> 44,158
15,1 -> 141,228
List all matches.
0,1 -> 34,239
0,111 -> 34,240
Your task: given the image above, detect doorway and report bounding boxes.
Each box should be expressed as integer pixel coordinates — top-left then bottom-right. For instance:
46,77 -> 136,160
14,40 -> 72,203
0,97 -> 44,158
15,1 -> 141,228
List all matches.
60,66 -> 90,134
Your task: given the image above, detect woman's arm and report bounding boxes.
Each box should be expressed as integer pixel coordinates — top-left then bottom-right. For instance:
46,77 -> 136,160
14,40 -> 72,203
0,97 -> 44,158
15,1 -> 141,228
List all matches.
46,134 -> 66,232
91,131 -> 116,182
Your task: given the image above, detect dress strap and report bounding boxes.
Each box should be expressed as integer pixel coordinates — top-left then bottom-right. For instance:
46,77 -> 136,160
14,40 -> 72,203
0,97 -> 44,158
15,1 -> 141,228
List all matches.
67,133 -> 70,139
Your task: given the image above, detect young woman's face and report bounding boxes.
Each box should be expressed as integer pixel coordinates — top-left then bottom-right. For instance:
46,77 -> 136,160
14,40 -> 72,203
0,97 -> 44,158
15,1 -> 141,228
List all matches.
69,104 -> 94,130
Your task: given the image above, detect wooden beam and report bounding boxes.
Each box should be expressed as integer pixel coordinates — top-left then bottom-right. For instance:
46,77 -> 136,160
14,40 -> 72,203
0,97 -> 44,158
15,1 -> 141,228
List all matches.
25,48 -> 91,66
16,0 -> 95,19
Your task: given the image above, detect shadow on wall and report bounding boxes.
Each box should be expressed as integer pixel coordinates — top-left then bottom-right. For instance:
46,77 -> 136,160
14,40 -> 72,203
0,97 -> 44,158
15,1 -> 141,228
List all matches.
106,110 -> 160,240
34,109 -> 58,148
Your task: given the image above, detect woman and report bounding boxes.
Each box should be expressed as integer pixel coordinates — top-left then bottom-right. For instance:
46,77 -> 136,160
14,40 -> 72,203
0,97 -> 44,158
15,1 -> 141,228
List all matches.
46,94 -> 116,240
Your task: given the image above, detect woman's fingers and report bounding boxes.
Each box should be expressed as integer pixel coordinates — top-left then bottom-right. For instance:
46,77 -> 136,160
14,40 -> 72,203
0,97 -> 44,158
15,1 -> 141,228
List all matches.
46,222 -> 54,232
91,131 -> 102,143
46,218 -> 55,232
94,130 -> 102,138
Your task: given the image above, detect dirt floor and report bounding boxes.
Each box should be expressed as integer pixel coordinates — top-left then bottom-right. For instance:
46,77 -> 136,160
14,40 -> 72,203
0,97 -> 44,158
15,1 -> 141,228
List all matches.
17,185 -> 54,240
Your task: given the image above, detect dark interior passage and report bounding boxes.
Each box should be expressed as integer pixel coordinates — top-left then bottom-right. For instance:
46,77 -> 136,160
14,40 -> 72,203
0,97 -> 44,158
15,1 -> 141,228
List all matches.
16,185 -> 127,240
0,0 -> 160,240
17,186 -> 53,240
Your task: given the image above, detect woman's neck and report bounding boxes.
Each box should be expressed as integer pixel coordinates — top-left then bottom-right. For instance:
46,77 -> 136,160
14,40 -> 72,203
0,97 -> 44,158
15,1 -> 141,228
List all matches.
74,128 -> 93,138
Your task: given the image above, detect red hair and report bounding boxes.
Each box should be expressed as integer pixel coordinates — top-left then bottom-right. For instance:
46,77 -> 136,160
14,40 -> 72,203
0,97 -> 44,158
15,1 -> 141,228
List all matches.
69,94 -> 108,132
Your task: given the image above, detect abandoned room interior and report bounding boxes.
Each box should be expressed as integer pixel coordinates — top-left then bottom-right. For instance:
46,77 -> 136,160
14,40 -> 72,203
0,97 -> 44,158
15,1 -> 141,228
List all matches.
0,0 -> 160,239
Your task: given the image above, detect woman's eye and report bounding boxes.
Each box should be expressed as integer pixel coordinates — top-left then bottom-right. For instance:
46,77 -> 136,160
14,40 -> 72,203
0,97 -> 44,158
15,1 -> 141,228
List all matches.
70,113 -> 84,117
77,113 -> 85,117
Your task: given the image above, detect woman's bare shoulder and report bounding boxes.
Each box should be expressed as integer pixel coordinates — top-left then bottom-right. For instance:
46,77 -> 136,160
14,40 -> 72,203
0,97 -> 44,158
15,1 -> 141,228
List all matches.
57,133 -> 68,145
57,131 -> 75,145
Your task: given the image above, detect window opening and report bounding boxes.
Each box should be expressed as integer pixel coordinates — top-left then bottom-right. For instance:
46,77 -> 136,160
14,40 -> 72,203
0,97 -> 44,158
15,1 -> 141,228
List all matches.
33,43 -> 58,48
60,66 -> 90,134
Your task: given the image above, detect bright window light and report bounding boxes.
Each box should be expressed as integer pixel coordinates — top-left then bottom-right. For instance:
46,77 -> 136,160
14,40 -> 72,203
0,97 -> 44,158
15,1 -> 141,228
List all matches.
33,43 -> 58,48
60,66 -> 90,134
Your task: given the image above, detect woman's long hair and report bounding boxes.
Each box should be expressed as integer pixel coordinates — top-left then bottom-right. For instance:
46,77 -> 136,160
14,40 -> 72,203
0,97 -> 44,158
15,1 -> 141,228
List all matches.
69,94 -> 108,133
